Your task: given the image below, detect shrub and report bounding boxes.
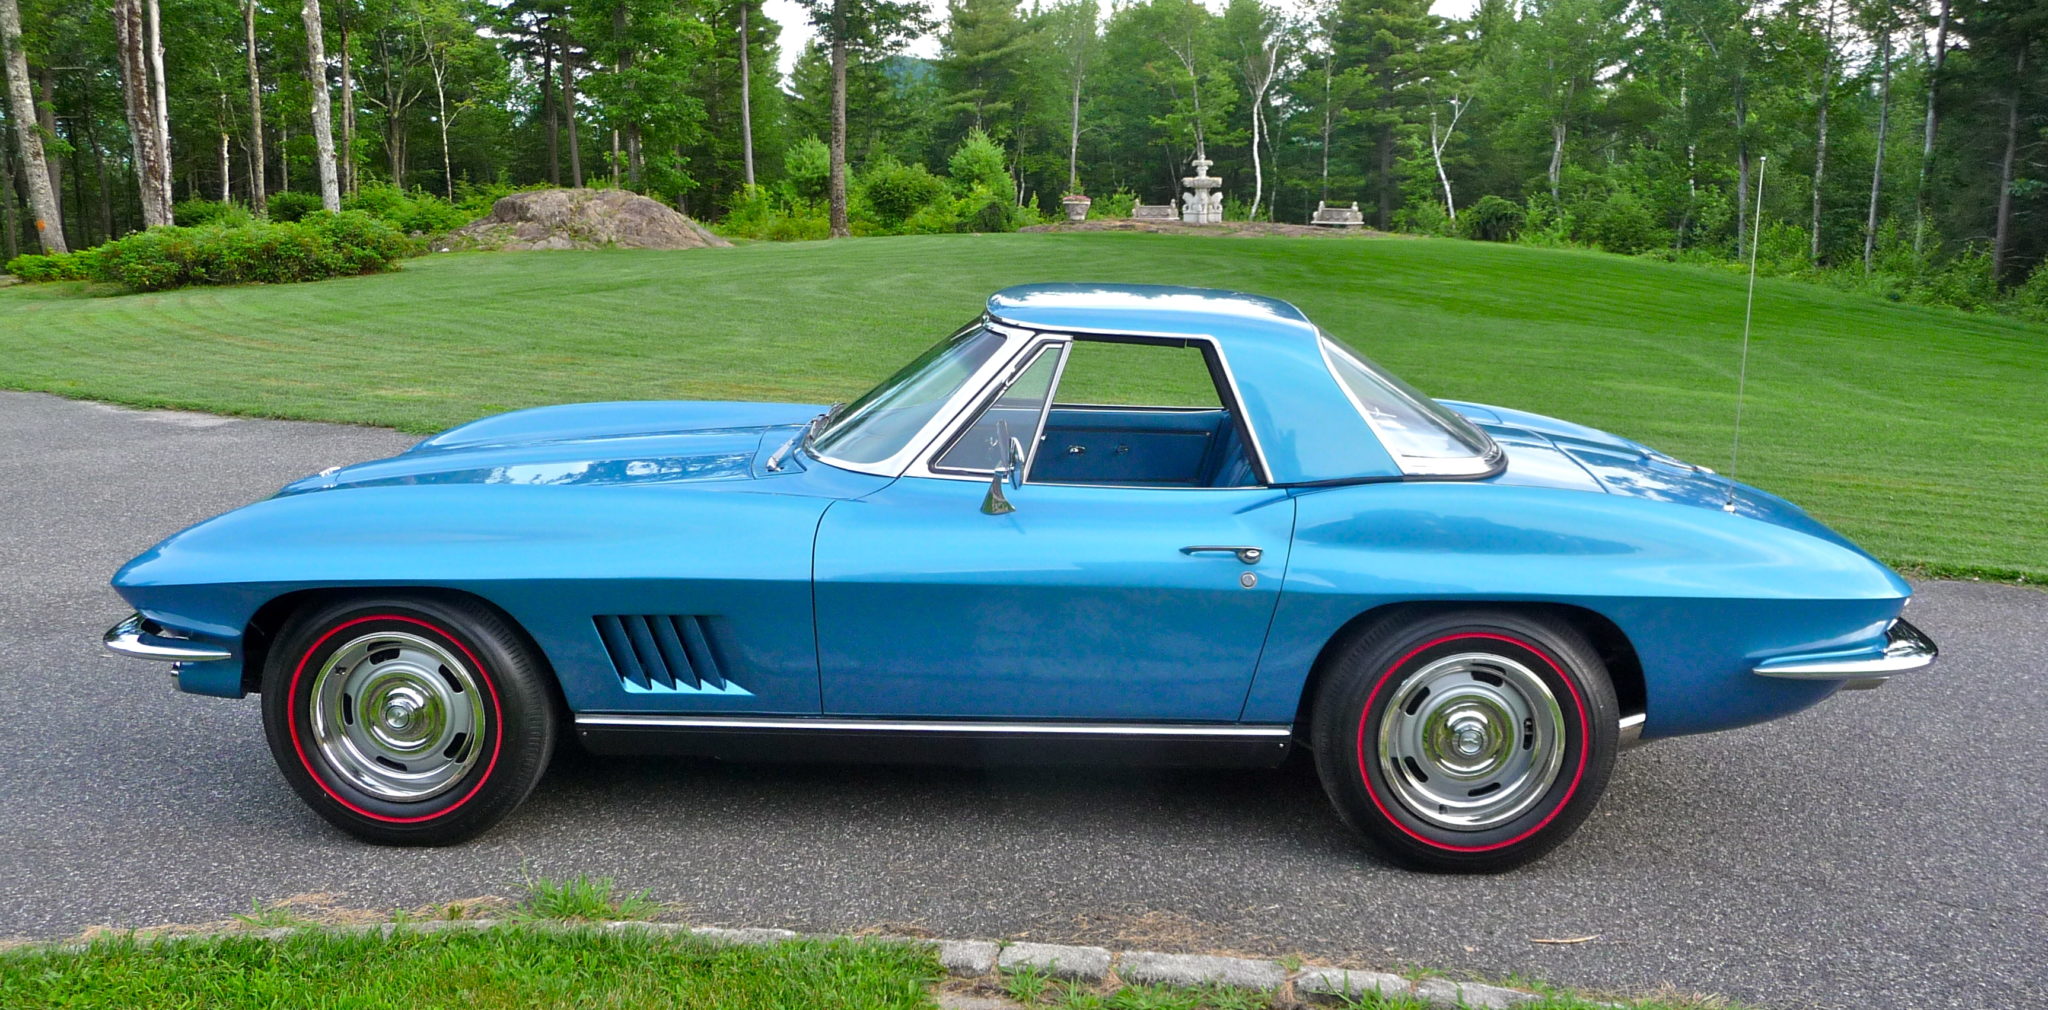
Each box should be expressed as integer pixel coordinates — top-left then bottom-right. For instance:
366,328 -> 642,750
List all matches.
265,190 -> 324,222
2012,259 -> 2048,322
947,129 -> 1013,200
1087,188 -> 1137,220
90,213 -> 415,291
5,250 -> 98,282
859,159 -> 947,227
1914,248 -> 1999,312
1461,195 -> 1525,242
343,182 -> 475,235
1588,191 -> 1659,255
785,137 -> 831,202
173,199 -> 254,228
713,185 -> 829,242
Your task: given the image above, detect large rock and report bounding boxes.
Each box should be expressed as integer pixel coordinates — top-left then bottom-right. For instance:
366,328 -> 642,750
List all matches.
445,188 -> 730,251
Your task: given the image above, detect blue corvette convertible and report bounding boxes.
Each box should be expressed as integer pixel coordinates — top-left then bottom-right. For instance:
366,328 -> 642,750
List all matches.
105,283 -> 1934,871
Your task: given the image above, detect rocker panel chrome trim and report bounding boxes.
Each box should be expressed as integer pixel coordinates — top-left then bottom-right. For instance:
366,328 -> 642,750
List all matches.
573,714 -> 1293,737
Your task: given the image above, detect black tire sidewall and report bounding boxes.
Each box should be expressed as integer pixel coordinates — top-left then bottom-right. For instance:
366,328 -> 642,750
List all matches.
260,595 -> 556,845
1313,610 -> 1618,872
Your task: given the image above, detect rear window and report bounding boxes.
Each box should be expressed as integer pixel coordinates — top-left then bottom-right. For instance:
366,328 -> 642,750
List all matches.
1320,337 -> 1501,477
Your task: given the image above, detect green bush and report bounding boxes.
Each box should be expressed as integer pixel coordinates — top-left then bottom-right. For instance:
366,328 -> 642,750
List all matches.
344,183 -> 476,235
1915,248 -> 2000,312
2012,259 -> 2048,322
1588,191 -> 1659,255
1087,188 -> 1137,220
714,185 -> 829,242
1461,195 -> 1525,242
265,190 -> 324,222
859,160 -> 947,227
5,250 -> 98,282
90,212 -> 415,291
947,129 -> 1013,201
785,138 -> 831,203
173,199 -> 255,228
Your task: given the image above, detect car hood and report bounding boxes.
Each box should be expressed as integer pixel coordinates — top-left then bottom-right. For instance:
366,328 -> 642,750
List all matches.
276,400 -> 824,496
1443,399 -> 1864,551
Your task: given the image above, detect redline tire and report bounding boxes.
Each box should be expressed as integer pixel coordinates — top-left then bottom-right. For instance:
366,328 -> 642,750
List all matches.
260,595 -> 556,845
1311,609 -> 1618,872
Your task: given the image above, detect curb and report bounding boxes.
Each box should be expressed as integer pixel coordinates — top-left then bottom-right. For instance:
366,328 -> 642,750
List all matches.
1,917 -> 1550,1008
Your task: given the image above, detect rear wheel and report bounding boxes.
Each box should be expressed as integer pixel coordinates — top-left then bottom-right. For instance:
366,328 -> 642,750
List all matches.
1311,609 -> 1617,872
260,595 -> 556,845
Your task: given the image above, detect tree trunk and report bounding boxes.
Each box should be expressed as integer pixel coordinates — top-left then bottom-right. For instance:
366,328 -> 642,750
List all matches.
0,125 -> 19,259
1548,120 -> 1564,205
1319,53 -> 1332,202
112,0 -> 170,230
1990,47 -> 2023,285
218,129 -> 231,202
1375,125 -> 1394,229
738,2 -> 755,188
1734,82 -> 1748,259
146,0 -> 170,203
302,0 -> 341,211
1913,0 -> 1950,254
1862,27 -> 1892,274
541,42 -> 559,186
828,22 -> 848,238
433,58 -> 453,198
1809,0 -> 1834,263
563,55 -> 582,187
33,67 -> 59,214
1066,66 -> 1081,194
3,0 -> 64,251
244,0 -> 266,213
337,11 -> 354,194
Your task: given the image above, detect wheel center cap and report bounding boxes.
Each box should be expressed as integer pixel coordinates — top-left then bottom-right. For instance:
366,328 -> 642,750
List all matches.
384,699 -> 418,730
1453,724 -> 1487,756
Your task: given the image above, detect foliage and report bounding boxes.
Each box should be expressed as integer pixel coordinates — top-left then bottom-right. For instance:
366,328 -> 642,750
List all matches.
715,186 -> 831,242
263,192 -> 326,224
859,160 -> 948,227
89,213 -> 416,291
1087,189 -> 1138,220
5,251 -> 99,282
2014,261 -> 2048,323
1586,191 -> 1658,257
1460,196 -> 1524,242
344,183 -> 479,235
785,137 -> 833,203
514,875 -> 663,922
947,128 -> 1013,199
173,200 -> 256,229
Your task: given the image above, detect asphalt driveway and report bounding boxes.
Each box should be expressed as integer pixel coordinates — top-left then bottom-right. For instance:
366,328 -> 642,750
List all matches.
0,390 -> 2040,1009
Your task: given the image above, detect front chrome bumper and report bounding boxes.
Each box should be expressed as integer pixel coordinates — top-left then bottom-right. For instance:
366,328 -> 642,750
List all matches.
103,613 -> 232,663
1752,618 -> 1937,690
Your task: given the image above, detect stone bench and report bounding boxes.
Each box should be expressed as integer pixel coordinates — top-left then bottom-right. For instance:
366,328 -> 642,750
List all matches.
1131,203 -> 1178,222
1311,201 -> 1365,227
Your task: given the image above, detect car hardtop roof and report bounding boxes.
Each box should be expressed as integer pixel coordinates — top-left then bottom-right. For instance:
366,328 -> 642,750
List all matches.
985,283 -> 1322,348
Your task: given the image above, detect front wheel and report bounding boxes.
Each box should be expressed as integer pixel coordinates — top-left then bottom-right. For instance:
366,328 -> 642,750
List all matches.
1311,609 -> 1618,872
260,595 -> 556,845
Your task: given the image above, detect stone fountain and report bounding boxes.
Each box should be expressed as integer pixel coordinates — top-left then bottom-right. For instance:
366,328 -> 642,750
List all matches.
1181,146 -> 1224,225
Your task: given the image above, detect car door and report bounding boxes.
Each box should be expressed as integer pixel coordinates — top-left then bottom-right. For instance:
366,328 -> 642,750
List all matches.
811,334 -> 1295,723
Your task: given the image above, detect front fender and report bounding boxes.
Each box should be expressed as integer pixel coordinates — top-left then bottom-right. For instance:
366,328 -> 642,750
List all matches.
1244,483 -> 1911,738
111,480 -> 871,712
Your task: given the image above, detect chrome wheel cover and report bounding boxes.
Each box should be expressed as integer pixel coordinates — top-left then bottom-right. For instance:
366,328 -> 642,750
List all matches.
307,630 -> 486,803
1378,651 -> 1566,831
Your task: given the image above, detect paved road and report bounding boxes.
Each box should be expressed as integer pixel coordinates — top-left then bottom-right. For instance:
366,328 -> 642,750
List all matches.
1,390 -> 2041,1009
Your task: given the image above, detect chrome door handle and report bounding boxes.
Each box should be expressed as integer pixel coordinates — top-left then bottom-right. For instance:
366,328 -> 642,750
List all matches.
1181,545 -> 1263,565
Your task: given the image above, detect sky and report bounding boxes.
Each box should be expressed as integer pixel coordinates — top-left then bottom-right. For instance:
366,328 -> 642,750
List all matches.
760,0 -> 1485,77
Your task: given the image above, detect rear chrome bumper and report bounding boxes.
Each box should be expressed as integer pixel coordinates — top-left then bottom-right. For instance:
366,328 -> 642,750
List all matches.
1752,618 -> 1937,690
103,613 -> 233,663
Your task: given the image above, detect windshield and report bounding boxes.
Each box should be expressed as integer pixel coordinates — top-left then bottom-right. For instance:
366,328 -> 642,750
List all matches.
809,324 -> 1007,466
1320,337 -> 1501,477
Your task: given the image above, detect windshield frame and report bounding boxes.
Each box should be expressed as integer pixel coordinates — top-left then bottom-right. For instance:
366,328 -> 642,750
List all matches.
805,320 -> 1033,476
1317,335 -> 1505,478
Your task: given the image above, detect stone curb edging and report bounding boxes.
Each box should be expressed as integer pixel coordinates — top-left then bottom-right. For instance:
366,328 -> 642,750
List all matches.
3,918 -> 1545,1009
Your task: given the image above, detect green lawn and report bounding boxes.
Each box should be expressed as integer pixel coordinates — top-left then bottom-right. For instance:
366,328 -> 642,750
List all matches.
2,233 -> 2041,581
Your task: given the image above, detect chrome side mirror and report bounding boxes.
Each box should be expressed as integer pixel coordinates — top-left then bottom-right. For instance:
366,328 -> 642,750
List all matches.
981,421 -> 1027,515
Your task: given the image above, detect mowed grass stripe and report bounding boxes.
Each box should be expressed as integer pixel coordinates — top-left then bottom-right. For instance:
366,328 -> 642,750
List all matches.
3,232 -> 2041,581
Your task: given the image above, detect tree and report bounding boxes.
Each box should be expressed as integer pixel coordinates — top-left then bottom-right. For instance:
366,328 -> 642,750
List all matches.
1220,0 -> 1280,219
792,0 -> 929,237
1041,0 -> 1097,195
1860,0 -> 1901,272
244,0 -> 266,213
1328,0 -> 1439,228
1,0 -> 64,250
302,0 -> 341,210
112,0 -> 173,228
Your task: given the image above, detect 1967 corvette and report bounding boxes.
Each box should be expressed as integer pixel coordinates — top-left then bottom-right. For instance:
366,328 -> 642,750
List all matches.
105,283 -> 1936,871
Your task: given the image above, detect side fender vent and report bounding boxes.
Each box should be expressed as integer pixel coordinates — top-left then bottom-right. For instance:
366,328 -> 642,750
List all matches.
593,615 -> 752,697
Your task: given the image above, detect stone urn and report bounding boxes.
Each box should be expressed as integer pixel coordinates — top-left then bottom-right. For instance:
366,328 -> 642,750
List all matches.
1061,195 -> 1092,223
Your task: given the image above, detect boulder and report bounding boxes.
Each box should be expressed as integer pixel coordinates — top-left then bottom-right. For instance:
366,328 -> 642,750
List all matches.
445,188 -> 730,251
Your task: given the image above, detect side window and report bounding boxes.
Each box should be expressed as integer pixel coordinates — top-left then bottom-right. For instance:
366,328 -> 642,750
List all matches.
932,345 -> 1065,473
1051,340 -> 1222,408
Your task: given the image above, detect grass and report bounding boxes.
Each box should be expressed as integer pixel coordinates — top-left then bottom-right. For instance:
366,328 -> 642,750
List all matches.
512,874 -> 664,922
0,928 -> 942,1010
2,232 -> 2042,581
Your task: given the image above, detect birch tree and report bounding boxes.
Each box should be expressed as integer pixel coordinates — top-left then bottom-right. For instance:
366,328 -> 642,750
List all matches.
1,0 -> 65,250
302,0 -> 341,210
112,0 -> 173,228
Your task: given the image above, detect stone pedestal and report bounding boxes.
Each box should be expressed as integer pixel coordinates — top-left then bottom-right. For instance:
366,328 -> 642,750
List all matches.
1061,195 -> 1092,222
1181,156 -> 1223,225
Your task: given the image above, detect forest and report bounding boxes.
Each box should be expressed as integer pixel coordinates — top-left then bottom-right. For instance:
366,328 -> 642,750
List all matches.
3,0 -> 2044,308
